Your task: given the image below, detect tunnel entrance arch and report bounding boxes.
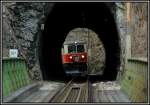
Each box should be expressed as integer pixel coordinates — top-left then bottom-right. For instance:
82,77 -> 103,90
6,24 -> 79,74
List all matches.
40,3 -> 120,81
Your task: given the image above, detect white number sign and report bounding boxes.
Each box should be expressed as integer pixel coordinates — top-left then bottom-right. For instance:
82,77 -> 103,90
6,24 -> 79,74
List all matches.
9,49 -> 18,58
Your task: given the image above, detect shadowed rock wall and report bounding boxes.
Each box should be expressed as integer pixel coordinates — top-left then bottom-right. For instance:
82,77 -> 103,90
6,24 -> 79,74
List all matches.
2,2 -> 54,80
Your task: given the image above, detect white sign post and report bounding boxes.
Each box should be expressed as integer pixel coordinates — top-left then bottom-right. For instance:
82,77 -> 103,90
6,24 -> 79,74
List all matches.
9,49 -> 18,58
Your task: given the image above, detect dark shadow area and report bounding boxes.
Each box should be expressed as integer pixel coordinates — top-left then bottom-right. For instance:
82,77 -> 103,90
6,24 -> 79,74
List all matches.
40,3 -> 120,81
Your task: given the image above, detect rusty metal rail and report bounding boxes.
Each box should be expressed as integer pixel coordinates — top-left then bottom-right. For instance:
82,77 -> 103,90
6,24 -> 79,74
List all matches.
50,79 -> 73,102
65,87 -> 81,102
77,80 -> 88,102
50,77 -> 89,103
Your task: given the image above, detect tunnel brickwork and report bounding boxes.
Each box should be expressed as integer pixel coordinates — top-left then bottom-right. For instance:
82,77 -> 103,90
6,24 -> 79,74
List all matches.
41,3 -> 121,80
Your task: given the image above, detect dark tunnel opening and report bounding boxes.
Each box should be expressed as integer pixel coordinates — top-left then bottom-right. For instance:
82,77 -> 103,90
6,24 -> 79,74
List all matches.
40,3 -> 121,81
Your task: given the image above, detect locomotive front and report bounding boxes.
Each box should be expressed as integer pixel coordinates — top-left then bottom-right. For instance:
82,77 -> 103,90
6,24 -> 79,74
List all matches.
62,41 -> 88,76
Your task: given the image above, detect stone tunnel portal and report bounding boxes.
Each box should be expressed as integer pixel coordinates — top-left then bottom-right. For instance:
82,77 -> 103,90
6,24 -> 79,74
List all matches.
40,3 -> 121,81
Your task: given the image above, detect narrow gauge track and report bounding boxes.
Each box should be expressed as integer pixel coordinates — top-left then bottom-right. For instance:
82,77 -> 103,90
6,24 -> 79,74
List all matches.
50,77 -> 89,103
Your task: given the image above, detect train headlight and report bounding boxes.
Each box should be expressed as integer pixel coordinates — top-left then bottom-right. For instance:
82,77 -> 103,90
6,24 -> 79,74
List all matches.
69,56 -> 73,59
81,55 -> 85,58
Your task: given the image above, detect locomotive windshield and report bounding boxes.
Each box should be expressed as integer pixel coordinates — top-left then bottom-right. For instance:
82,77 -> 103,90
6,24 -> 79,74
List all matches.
77,45 -> 84,53
68,44 -> 85,53
68,45 -> 76,53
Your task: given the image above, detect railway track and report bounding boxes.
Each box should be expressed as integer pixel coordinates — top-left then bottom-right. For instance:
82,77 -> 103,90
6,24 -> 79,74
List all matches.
50,77 -> 89,103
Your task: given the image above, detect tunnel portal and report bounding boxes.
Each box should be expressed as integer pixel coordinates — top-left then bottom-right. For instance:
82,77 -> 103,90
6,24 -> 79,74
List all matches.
40,3 -> 120,81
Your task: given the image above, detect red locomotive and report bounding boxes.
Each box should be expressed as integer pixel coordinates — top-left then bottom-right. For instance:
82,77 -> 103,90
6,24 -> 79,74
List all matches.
62,41 -> 88,76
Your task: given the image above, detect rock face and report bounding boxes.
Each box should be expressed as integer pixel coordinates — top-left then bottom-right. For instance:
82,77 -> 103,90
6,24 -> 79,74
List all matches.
115,3 -> 148,80
115,3 -> 127,79
129,3 -> 148,58
115,3 -> 148,60
2,2 -> 54,80
120,3 -> 148,102
64,28 -> 105,74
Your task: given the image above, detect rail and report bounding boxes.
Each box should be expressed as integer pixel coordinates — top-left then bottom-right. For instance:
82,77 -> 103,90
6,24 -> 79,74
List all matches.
50,77 -> 89,103
50,79 -> 73,102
